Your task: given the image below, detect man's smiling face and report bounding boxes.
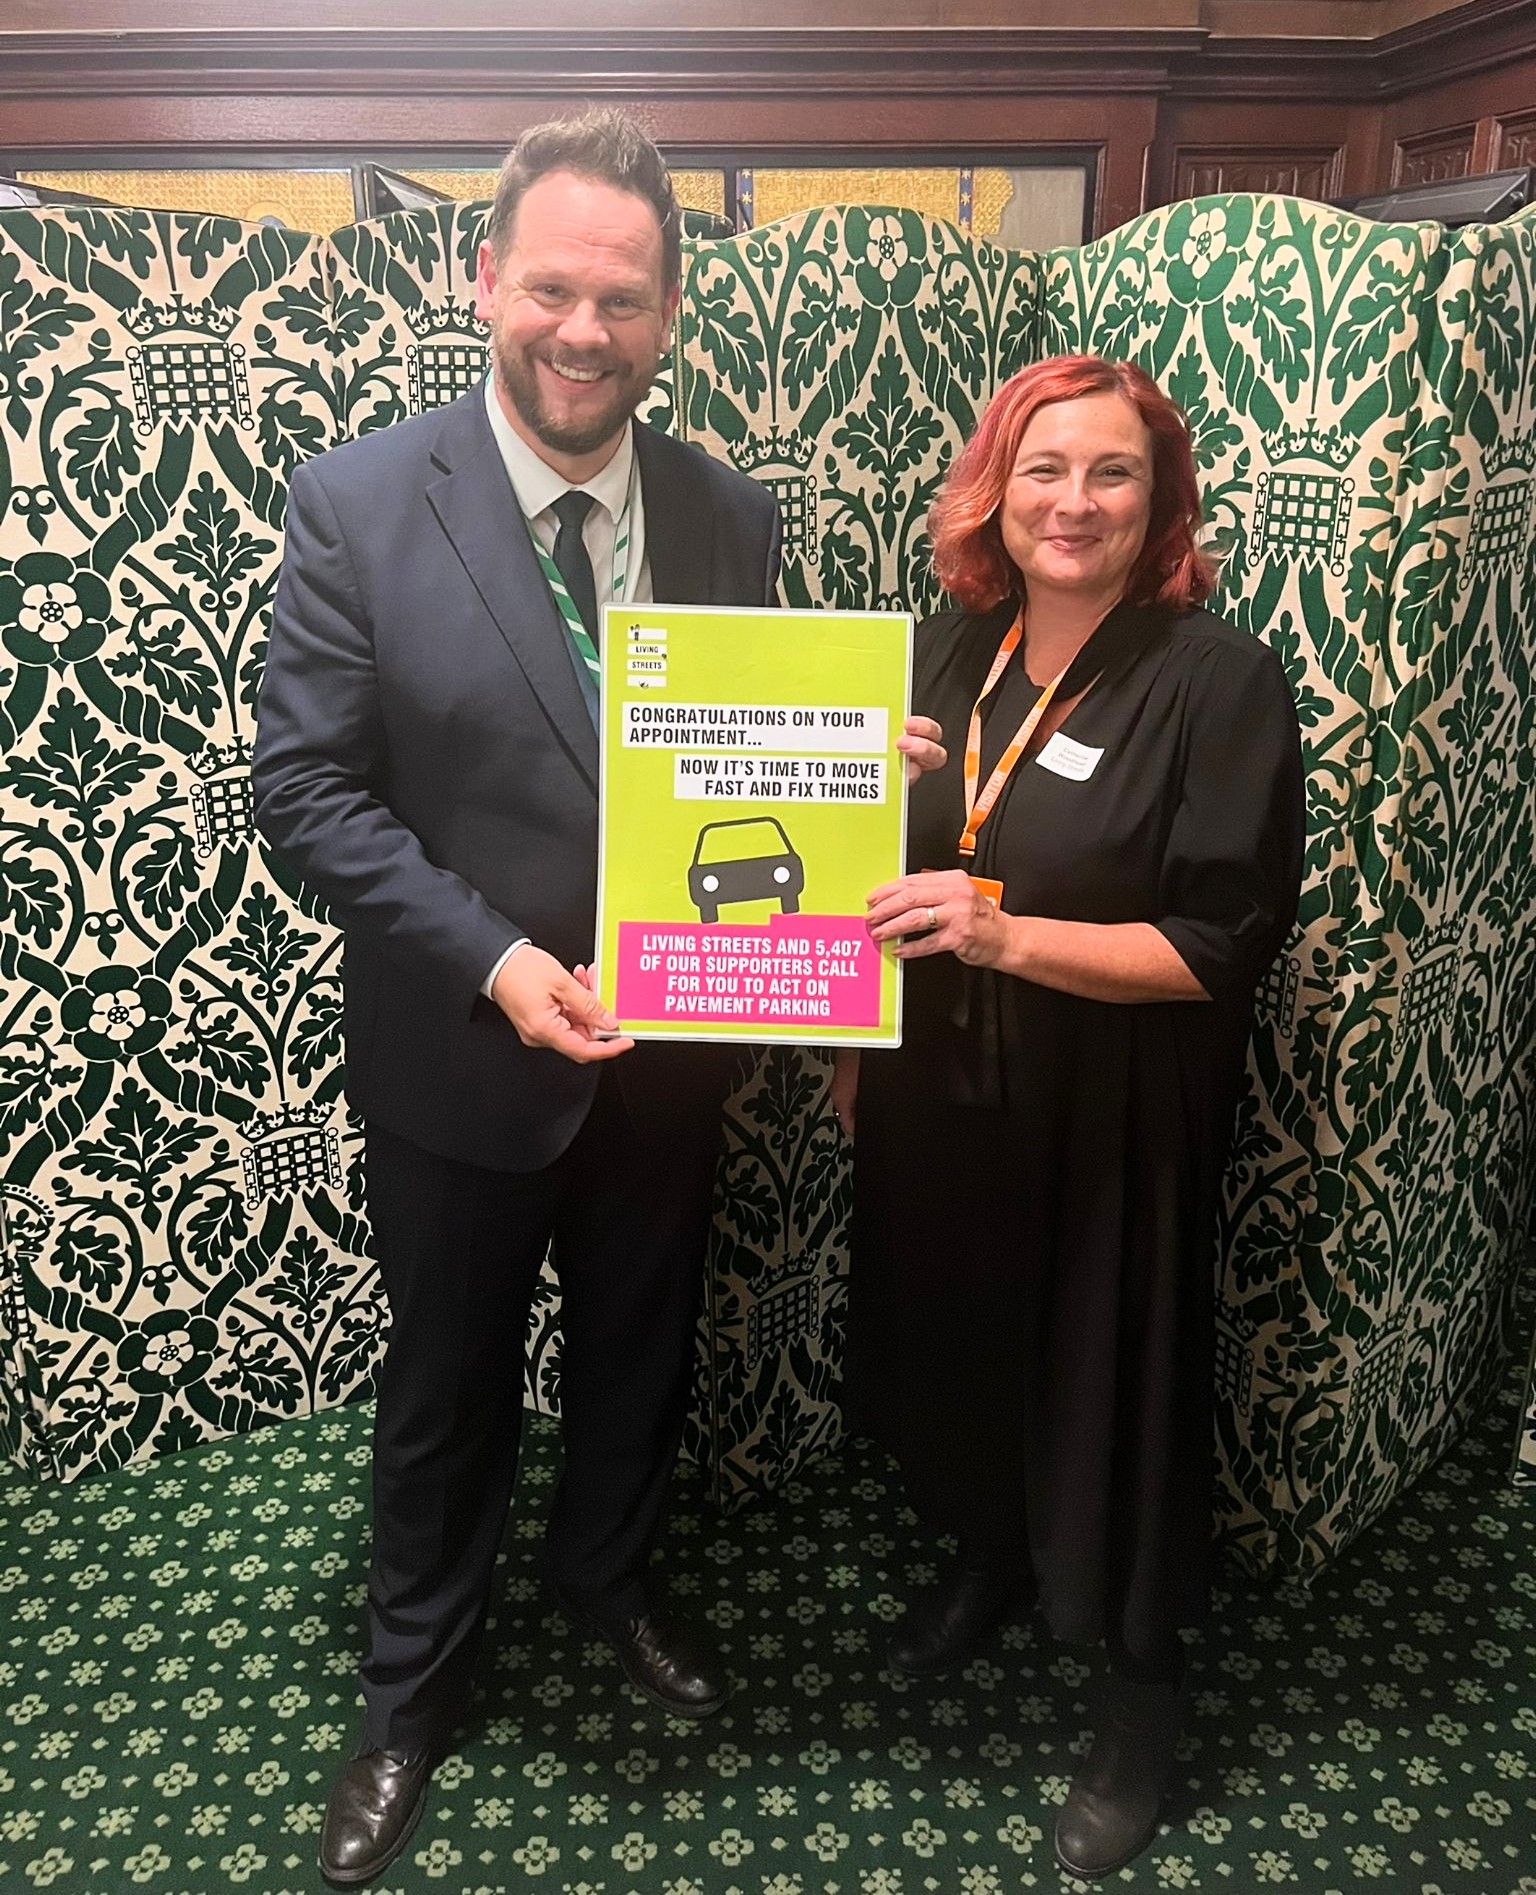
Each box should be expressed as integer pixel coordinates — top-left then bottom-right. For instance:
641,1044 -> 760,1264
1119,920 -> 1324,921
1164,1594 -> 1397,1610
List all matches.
474,168 -> 678,481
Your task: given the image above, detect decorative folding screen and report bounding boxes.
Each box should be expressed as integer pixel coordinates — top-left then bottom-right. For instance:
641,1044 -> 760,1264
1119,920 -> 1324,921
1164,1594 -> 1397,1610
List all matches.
1,197 -> 1531,1572
1039,196 -> 1536,1563
1432,212 -> 1536,1492
0,212 -> 381,1480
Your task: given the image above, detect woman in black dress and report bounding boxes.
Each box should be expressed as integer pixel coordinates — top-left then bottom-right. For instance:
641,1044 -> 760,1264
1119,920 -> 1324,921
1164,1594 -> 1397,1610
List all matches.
835,355 -> 1304,1880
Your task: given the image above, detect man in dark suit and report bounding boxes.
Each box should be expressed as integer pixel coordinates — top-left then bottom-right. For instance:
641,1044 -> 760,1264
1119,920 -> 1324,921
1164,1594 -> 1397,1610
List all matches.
253,110 -> 790,1887
256,109 -> 944,1888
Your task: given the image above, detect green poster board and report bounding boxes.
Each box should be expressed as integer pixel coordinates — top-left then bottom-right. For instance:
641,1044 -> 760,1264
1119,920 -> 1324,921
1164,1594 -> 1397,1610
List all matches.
596,604 -> 911,1046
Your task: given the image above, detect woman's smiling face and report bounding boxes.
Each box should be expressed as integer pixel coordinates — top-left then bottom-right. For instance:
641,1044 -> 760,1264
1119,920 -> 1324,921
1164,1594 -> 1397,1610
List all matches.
1000,391 -> 1154,606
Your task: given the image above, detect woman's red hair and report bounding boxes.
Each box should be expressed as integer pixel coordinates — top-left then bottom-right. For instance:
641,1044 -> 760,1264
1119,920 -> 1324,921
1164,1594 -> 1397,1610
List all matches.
928,355 -> 1216,612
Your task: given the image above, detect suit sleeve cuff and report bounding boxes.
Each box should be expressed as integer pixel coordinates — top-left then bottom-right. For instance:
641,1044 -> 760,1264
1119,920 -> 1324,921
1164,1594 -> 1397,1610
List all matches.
481,938 -> 531,998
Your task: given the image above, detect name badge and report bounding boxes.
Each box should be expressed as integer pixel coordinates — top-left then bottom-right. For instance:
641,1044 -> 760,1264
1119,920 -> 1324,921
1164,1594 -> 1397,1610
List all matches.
1035,732 -> 1103,781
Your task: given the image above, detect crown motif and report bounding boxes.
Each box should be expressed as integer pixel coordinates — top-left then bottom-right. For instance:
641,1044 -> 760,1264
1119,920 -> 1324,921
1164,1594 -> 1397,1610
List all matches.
1409,918 -> 1464,963
403,294 -> 489,342
778,1247 -> 827,1279
1215,1298 -> 1257,1342
122,294 -> 241,342
1357,1311 -> 1406,1355
187,738 -> 252,780
1482,431 -> 1536,479
1261,418 -> 1357,472
0,1183 -> 53,1274
243,1101 -> 334,1144
727,428 -> 816,475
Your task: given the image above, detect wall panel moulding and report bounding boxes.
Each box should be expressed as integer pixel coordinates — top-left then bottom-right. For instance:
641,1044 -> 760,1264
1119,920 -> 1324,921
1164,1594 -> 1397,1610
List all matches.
0,0 -> 1207,20
1170,0 -> 1536,99
0,27 -> 1206,101
1496,106 -> 1536,165
1371,0 -> 1536,93
3,10 -> 1532,104
1392,121 -> 1480,182
2,2 -> 1533,163
1173,145 -> 1348,198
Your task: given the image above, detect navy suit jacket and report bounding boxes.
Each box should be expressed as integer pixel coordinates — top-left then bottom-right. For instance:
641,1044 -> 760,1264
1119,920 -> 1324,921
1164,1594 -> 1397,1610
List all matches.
253,390 -> 783,1171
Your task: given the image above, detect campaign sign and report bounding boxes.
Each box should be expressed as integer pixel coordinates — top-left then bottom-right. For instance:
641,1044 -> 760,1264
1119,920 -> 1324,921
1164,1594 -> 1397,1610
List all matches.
596,604 -> 911,1045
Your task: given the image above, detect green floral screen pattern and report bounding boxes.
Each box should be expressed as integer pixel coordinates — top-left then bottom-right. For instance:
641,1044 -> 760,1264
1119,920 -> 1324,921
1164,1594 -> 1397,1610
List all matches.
1035,198 -> 1536,1553
0,199 -> 1531,1572
0,211 -> 385,1495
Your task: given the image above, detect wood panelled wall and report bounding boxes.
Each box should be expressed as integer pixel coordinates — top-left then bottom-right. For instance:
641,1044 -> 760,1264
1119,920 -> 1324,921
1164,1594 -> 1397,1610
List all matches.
1145,4 -> 1536,211
1,0 -> 1533,235
1380,43 -> 1536,184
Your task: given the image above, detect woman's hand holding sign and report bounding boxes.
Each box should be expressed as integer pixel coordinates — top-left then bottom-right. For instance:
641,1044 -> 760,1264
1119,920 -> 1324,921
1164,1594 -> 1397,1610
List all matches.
897,714 -> 945,784
865,868 -> 1009,966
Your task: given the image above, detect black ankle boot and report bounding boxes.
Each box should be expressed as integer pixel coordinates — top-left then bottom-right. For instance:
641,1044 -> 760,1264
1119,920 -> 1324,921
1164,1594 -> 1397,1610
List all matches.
1053,1670 -> 1186,1879
887,1560 -> 1033,1677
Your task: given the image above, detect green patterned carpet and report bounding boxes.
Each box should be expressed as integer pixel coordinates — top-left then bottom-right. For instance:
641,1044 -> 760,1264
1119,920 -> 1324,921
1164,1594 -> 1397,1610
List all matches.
1,1352 -> 1533,1895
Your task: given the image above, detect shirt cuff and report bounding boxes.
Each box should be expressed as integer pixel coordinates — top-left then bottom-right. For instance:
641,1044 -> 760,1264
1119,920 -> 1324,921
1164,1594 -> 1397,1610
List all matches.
482,937 -> 531,998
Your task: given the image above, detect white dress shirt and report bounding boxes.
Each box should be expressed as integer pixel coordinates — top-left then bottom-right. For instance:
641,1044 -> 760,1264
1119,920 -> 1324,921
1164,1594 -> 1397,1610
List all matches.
482,375 -> 653,609
480,378 -> 654,993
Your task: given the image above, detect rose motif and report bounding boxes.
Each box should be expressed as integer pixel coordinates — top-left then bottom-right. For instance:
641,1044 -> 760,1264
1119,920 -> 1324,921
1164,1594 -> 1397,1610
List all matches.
1164,199 -> 1252,306
867,215 -> 909,283
23,581 -> 84,644
60,967 -> 173,1062
847,208 -> 925,310
0,552 -> 112,667
1183,208 -> 1229,281
117,1311 -> 218,1396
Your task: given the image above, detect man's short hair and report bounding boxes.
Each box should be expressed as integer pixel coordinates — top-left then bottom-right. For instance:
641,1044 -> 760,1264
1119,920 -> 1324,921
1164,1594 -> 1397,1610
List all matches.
486,108 -> 681,295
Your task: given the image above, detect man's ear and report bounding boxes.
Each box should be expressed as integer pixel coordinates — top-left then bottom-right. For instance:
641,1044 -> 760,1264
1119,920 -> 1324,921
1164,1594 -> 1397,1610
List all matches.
662,282 -> 681,346
473,240 -> 500,323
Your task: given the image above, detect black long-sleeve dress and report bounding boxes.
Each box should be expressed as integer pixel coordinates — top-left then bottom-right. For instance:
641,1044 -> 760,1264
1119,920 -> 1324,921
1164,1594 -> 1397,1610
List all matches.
849,597 -> 1305,1658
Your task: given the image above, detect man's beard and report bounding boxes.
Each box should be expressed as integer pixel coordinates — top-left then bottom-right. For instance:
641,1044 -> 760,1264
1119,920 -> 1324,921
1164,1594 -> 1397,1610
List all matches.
492,338 -> 658,459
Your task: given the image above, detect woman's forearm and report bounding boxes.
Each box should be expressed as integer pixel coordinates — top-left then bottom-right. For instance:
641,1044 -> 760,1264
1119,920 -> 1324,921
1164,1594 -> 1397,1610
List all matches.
987,915 -> 1209,1004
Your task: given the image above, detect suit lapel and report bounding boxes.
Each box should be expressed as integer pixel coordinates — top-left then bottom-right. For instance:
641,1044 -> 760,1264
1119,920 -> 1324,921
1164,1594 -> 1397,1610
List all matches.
635,425 -> 712,604
425,394 -> 599,790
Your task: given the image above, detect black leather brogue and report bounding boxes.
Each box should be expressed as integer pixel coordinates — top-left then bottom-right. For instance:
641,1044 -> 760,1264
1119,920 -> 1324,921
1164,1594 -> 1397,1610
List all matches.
557,1591 -> 729,1718
318,1743 -> 436,1888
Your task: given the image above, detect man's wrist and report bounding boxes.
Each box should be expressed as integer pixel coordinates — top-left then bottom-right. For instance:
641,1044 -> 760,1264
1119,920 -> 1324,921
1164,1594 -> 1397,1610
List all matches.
483,938 -> 531,998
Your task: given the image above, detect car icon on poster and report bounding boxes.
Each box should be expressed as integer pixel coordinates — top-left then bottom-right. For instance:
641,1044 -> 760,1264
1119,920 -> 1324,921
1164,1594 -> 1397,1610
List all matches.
688,817 -> 805,924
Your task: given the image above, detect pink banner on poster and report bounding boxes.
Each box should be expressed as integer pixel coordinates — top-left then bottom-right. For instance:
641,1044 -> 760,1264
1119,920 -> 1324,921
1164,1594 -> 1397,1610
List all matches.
616,914 -> 881,1028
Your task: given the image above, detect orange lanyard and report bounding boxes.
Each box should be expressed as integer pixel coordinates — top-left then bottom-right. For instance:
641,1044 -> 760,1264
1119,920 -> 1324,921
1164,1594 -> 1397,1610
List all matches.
958,611 -> 1070,860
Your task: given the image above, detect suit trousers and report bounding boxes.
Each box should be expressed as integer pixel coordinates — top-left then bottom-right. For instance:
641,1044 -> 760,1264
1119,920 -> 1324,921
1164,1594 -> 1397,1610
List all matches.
358,1068 -> 725,1751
